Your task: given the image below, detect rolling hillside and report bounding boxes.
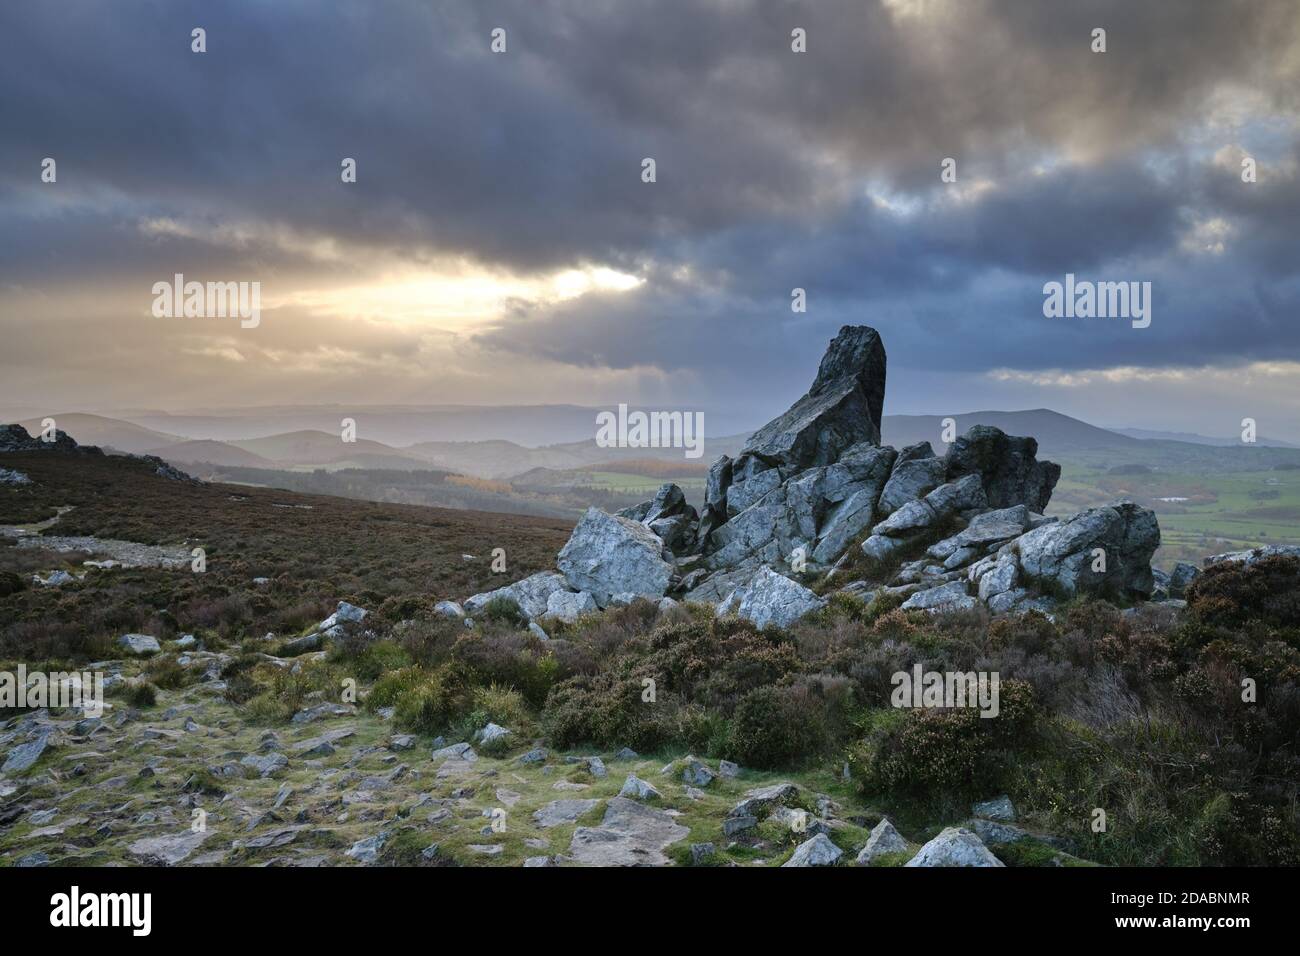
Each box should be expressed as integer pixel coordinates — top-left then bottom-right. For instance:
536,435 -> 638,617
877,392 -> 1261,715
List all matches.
18,413 -> 186,454
880,409 -> 1138,455
228,430 -> 431,470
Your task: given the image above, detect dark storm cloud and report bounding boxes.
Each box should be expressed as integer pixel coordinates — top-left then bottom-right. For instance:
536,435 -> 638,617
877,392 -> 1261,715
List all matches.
2,0 -> 1299,405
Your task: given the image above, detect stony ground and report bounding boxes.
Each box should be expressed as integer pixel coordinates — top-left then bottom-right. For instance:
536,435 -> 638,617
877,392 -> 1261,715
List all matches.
0,646 -> 1090,868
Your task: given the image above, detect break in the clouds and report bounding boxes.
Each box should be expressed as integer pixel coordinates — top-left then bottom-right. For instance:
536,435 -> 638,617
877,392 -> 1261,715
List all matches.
2,0 -> 1300,437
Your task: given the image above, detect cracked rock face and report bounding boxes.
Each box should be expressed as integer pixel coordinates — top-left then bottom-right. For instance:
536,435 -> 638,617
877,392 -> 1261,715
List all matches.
944,425 -> 1061,512
556,508 -> 675,606
1016,501 -> 1160,599
721,566 -> 827,630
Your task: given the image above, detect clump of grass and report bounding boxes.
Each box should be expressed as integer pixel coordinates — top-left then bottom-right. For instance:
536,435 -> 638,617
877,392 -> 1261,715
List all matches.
143,655 -> 191,690
367,663 -> 473,735
121,680 -> 158,708
480,597 -> 528,629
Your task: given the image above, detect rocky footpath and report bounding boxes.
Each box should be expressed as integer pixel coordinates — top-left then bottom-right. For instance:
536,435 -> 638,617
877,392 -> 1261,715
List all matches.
0,619 -> 1085,868
461,326 -> 1166,633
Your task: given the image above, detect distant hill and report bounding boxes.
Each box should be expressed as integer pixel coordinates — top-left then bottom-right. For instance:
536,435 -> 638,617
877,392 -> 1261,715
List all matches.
419,435 -> 750,480
228,430 -> 430,470
18,412 -> 187,454
881,409 -> 1138,455
111,403 -> 758,448
1112,427 -> 1300,449
406,439 -> 596,478
143,439 -> 278,469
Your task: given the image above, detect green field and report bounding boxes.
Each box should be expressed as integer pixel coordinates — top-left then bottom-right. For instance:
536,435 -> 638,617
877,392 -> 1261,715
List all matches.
1049,461 -> 1300,567
577,471 -> 707,498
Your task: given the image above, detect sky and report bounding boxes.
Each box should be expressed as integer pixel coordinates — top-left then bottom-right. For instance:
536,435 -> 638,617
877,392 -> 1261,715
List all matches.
2,0 -> 1300,439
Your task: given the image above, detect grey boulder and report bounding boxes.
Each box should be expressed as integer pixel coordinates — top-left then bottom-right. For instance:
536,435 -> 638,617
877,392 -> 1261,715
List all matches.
782,832 -> 843,867
557,508 -> 674,606
1015,501 -> 1159,599
118,633 -> 161,655
464,571 -> 569,619
904,827 -> 1004,867
856,817 -> 911,865
544,589 -> 599,623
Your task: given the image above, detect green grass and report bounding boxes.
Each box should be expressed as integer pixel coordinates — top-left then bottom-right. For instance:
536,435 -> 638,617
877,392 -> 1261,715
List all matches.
1047,462 -> 1300,566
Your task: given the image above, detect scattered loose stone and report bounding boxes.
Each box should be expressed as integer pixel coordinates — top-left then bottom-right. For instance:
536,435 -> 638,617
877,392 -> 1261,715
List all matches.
345,831 -> 389,864
856,818 -> 910,865
682,759 -> 716,788
782,833 -> 843,867
690,843 -> 716,864
128,831 -> 210,866
618,774 -> 661,801
905,827 -> 1004,867
972,794 -> 1016,822
2,734 -> 51,774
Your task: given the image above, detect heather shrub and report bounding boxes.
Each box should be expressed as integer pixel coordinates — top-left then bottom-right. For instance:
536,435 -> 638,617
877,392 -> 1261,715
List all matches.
727,674 -> 855,769
480,596 -> 528,629
851,677 -> 1038,796
1186,554 -> 1300,629
543,666 -> 674,751
121,680 -> 158,708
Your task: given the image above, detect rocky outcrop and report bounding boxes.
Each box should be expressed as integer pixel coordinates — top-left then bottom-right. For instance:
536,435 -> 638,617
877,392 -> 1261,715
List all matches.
943,425 -> 1060,511
1016,501 -> 1159,599
0,424 -> 83,453
1,424 -> 200,481
482,325 -> 1161,629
